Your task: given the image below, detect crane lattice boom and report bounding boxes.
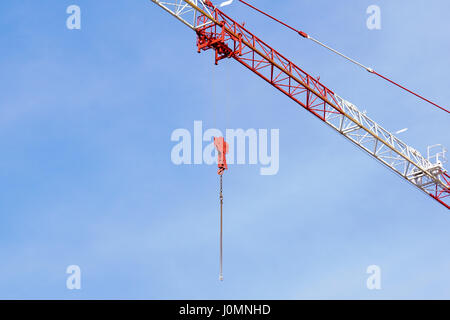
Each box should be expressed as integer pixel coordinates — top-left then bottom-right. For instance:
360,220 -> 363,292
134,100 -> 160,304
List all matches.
150,0 -> 450,209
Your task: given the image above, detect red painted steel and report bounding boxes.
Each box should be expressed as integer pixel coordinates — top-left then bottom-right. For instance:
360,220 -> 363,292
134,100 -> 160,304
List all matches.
196,5 -> 343,123
432,172 -> 450,209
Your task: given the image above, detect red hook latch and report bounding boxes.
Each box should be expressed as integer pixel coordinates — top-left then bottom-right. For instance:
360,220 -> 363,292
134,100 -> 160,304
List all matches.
214,137 -> 229,175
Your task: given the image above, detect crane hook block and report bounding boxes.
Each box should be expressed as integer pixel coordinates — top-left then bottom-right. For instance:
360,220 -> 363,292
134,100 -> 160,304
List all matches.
214,137 -> 229,176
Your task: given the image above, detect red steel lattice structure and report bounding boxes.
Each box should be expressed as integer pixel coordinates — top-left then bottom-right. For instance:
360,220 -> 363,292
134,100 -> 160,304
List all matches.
151,0 -> 449,209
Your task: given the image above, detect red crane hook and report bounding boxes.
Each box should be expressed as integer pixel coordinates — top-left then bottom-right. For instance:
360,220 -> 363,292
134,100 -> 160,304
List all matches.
214,137 -> 229,175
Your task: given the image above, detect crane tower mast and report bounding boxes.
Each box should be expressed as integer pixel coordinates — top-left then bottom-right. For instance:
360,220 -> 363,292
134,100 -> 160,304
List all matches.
150,0 -> 450,209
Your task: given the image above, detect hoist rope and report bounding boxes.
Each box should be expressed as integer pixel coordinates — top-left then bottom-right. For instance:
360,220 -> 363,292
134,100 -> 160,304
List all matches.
236,0 -> 449,114
219,174 -> 224,281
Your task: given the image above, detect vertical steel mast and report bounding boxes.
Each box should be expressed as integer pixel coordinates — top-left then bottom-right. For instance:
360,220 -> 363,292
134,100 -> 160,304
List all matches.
150,0 -> 449,209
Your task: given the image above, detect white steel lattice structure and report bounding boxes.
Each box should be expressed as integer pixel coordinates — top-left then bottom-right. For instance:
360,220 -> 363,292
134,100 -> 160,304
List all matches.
150,0 -> 450,209
150,0 -> 213,30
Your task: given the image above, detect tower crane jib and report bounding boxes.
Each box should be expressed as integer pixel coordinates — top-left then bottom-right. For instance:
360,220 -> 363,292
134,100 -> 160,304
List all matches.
150,0 -> 450,209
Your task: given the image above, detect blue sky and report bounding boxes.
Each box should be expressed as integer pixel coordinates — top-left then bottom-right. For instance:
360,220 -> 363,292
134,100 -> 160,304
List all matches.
0,0 -> 449,299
